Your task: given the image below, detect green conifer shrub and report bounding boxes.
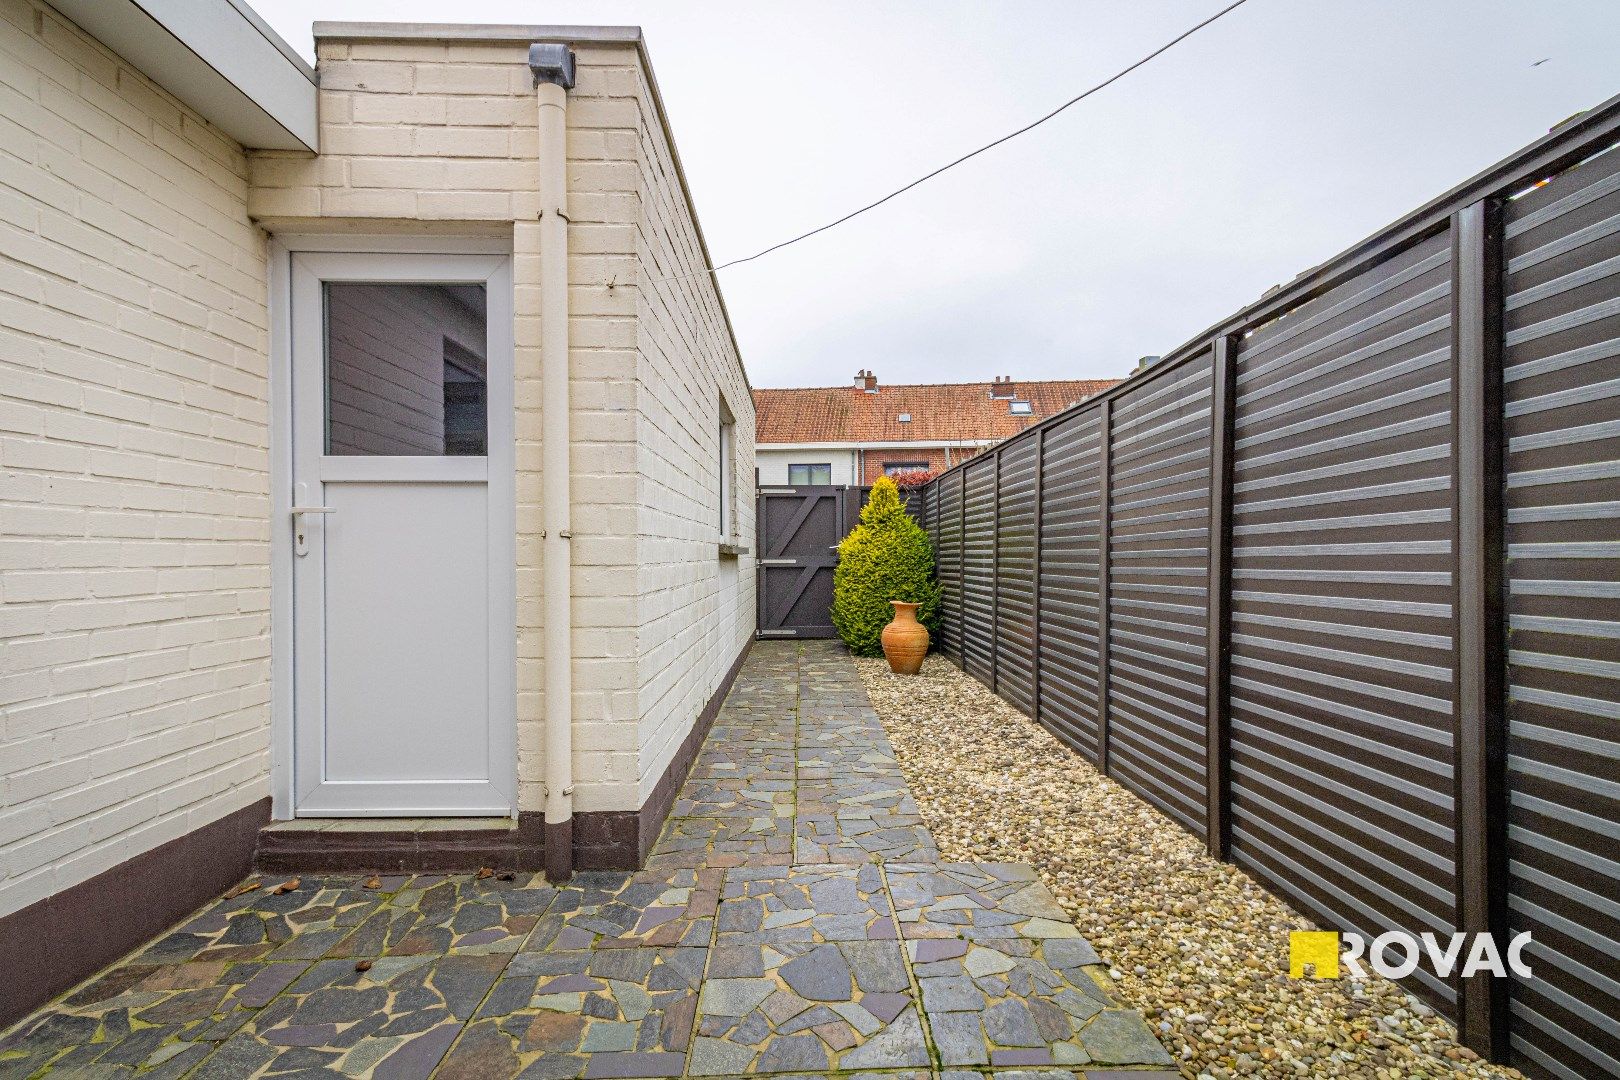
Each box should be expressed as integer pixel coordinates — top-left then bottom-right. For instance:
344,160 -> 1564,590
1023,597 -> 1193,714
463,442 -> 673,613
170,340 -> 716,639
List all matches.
831,477 -> 943,657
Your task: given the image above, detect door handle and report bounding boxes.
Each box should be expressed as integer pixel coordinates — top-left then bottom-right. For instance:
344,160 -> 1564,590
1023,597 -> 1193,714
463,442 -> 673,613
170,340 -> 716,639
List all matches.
291,504 -> 333,557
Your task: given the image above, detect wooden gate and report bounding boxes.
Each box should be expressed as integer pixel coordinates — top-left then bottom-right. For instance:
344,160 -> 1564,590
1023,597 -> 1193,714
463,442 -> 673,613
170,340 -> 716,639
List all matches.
756,484 -> 928,638
756,485 -> 850,637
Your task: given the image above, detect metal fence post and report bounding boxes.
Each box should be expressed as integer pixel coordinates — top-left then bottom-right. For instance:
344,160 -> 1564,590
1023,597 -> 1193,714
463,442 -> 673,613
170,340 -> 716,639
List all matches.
1097,397 -> 1113,775
1451,198 -> 1509,1059
1206,336 -> 1238,860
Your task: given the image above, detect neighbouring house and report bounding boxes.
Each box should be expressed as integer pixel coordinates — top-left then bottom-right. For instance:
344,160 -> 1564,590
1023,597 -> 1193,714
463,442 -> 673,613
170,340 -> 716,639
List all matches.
0,0 -> 754,1028
753,370 -> 1118,485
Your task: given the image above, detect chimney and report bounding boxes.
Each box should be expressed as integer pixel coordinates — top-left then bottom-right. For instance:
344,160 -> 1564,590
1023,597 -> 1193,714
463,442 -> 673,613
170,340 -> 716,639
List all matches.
989,375 -> 1016,399
863,370 -> 878,392
853,369 -> 866,390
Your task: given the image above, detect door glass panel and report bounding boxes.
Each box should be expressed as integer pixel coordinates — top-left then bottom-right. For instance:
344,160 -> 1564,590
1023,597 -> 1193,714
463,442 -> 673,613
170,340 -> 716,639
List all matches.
324,282 -> 487,456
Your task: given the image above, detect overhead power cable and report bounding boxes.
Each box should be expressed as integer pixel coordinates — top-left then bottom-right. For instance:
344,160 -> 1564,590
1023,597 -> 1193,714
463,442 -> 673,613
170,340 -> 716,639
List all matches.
703,0 -> 1251,275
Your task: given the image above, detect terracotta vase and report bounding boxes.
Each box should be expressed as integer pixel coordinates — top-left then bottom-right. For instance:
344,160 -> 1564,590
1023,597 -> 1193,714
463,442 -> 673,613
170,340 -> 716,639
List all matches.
881,601 -> 930,675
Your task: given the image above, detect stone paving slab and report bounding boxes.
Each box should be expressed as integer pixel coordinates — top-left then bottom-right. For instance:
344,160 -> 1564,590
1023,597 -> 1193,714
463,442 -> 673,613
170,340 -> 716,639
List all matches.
440,944 -> 704,1078
533,869 -> 722,952
335,873 -> 558,958
0,641 -> 1169,1079
888,865 -> 1171,1070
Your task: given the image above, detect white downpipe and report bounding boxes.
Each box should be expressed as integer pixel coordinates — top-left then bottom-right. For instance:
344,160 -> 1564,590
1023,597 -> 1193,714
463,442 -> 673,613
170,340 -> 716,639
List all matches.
537,75 -> 573,871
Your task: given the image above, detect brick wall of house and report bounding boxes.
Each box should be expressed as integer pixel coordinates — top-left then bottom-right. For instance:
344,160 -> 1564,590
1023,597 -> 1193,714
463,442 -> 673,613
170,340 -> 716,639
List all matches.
0,0 -> 271,918
250,35 -> 640,814
631,60 -> 755,806
248,32 -> 752,815
859,447 -> 954,484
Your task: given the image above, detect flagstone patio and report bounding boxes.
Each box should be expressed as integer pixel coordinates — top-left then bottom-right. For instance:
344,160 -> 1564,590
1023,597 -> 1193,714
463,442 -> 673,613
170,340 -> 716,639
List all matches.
0,640 -> 1173,1079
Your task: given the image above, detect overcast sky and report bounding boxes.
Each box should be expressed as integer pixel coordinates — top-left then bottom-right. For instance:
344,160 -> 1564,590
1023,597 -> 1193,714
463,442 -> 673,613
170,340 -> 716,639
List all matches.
255,1 -> 1620,388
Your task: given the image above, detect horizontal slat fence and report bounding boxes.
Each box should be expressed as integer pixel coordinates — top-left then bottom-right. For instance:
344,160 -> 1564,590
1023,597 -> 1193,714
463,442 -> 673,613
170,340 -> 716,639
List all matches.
915,97 -> 1620,1076
1500,139 -> 1620,1079
995,439 -> 1040,713
934,471 -> 963,660
1037,407 -> 1108,758
1109,351 -> 1213,838
1234,223 -> 1464,1003
961,458 -> 997,684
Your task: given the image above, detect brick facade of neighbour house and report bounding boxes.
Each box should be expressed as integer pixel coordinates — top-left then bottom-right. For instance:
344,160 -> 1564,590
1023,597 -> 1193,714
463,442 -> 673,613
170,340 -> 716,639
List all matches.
0,4 -> 753,1029
754,371 -> 1118,487
857,448 -> 955,484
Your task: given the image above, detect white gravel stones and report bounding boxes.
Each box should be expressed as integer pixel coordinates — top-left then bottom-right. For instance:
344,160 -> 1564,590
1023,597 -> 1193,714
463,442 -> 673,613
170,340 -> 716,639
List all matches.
855,653 -> 1525,1080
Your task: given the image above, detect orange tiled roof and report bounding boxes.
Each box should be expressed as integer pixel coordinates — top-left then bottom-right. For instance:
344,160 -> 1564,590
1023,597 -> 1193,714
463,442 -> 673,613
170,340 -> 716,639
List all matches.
752,377 -> 1119,444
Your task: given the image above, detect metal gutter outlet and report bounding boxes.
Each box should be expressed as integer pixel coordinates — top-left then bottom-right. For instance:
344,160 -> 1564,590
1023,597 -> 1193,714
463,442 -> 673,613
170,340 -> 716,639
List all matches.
528,43 -> 577,89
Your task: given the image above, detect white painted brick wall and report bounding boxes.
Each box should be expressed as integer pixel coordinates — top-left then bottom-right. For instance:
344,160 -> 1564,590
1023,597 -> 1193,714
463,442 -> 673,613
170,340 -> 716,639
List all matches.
0,0 -> 270,919
631,65 -> 756,804
254,36 -> 752,815
251,40 -> 647,813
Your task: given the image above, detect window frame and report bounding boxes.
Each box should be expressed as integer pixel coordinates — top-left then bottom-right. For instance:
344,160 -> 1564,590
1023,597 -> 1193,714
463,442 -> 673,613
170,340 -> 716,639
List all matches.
718,399 -> 736,543
788,463 -> 833,485
881,461 -> 931,476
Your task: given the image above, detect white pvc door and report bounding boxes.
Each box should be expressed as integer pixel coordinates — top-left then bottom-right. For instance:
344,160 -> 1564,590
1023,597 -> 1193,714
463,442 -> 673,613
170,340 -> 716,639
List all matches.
290,252 -> 515,815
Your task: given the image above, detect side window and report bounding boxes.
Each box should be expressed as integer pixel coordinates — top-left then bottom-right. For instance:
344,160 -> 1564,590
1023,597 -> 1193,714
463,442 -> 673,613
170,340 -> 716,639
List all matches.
789,463 -> 832,485
718,399 -> 736,541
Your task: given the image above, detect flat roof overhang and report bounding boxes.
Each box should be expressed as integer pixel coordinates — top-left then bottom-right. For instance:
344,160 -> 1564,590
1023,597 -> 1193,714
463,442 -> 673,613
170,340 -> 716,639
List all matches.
48,0 -> 318,151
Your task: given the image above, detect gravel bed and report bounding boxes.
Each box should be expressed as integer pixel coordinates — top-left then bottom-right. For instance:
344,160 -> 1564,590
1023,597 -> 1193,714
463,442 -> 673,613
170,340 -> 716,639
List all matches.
855,652 -> 1524,1080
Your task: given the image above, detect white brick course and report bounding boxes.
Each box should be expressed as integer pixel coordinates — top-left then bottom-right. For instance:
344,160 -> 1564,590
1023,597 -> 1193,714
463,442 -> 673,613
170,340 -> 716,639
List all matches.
630,64 -> 755,803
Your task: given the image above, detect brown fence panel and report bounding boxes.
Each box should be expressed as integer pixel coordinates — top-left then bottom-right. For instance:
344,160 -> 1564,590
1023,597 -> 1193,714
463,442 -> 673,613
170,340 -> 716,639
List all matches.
920,478 -> 939,561
936,470 -> 964,662
1229,227 -> 1461,1008
1105,353 -> 1215,836
1501,144 -> 1620,1080
995,439 -> 1040,712
1035,408 -> 1108,760
912,96 -> 1620,1073
961,456 -> 997,683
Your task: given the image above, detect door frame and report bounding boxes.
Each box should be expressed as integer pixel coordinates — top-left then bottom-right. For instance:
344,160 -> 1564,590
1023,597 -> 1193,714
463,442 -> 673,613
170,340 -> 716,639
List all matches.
268,235 -> 517,819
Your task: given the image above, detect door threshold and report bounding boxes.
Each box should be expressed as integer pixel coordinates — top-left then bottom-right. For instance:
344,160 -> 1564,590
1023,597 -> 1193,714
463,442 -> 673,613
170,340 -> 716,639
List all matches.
256,814 -> 540,875
265,817 -> 517,833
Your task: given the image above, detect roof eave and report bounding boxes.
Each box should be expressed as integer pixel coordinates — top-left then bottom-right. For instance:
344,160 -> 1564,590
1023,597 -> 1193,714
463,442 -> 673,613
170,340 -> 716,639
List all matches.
310,22 -> 644,45
52,0 -> 318,151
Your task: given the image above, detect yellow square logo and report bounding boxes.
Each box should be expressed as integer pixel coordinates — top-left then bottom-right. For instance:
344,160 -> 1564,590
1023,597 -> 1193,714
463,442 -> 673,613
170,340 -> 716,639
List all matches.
1289,931 -> 1340,979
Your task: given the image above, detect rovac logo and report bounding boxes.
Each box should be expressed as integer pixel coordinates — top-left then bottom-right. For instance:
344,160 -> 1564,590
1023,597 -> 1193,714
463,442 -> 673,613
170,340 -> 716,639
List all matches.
1289,930 -> 1532,980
